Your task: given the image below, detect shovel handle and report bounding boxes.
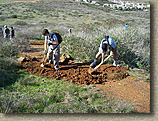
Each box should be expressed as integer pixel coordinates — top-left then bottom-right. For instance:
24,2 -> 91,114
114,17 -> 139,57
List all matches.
94,54 -> 113,70
42,43 -> 48,64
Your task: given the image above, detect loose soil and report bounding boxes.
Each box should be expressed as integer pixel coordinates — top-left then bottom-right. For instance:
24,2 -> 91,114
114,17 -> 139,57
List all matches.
19,41 -> 150,113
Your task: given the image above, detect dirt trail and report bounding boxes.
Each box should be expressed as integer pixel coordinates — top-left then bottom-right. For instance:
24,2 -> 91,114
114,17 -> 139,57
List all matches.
19,41 -> 150,113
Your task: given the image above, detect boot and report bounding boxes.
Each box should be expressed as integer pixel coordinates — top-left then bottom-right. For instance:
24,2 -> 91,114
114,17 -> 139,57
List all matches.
113,61 -> 119,67
90,59 -> 97,67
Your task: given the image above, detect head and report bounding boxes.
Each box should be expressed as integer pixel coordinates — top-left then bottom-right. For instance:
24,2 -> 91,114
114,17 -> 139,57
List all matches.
102,41 -> 108,52
11,27 -> 13,30
4,25 -> 7,28
42,29 -> 49,36
104,35 -> 109,41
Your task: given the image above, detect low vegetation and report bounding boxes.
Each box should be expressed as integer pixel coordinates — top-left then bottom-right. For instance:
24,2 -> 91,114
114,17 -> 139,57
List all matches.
0,70 -> 134,113
0,37 -> 30,73
0,0 -> 150,113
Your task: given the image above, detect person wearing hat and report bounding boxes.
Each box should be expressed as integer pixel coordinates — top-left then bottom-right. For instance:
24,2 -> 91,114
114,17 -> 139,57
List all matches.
3,25 -> 10,39
42,29 -> 60,70
90,35 -> 119,68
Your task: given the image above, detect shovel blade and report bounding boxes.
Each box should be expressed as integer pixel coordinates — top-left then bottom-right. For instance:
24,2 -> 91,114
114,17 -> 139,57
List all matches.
88,68 -> 97,74
40,63 -> 44,67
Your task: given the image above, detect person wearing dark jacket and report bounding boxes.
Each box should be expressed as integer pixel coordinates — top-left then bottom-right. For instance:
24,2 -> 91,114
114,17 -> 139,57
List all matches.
10,27 -> 15,41
3,25 -> 10,39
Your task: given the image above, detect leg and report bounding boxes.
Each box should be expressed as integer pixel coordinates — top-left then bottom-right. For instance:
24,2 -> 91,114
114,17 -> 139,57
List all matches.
96,51 -> 102,60
113,52 -> 117,61
90,51 -> 101,67
53,47 -> 60,70
47,47 -> 53,64
113,48 -> 119,66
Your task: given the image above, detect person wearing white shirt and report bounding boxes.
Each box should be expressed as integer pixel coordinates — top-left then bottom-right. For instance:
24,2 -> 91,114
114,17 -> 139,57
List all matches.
90,35 -> 119,68
42,29 -> 60,70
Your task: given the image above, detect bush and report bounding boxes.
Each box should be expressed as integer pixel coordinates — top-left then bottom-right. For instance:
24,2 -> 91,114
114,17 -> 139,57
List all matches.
0,38 -> 31,73
14,20 -> 27,26
61,35 -> 100,62
0,39 -> 18,72
10,14 -> 18,18
0,16 -> 8,21
108,27 -> 150,71
0,40 -> 18,58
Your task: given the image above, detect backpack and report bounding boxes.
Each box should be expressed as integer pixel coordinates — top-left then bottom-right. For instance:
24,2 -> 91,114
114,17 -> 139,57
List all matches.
51,32 -> 62,44
5,28 -> 10,35
50,32 -> 63,51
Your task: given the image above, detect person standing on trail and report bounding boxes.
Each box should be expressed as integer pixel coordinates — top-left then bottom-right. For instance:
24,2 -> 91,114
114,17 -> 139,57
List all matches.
124,23 -> 128,29
68,27 -> 72,36
90,35 -> 119,68
3,25 -> 10,39
42,29 -> 60,70
0,28 -> 3,37
10,27 -> 15,41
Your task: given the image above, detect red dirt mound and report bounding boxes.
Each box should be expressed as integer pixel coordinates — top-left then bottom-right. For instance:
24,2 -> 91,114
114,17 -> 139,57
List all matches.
21,59 -> 129,85
29,41 -> 44,45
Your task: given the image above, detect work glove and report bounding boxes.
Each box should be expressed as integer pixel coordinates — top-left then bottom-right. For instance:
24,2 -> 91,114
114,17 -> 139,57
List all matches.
110,51 -> 113,55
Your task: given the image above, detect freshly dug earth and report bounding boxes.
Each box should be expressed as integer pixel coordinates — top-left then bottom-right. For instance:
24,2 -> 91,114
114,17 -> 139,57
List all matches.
19,41 -> 150,113
21,61 -> 129,85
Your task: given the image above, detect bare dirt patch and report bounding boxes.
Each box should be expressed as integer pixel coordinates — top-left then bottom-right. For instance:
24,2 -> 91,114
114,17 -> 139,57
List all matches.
21,61 -> 129,85
19,41 -> 150,113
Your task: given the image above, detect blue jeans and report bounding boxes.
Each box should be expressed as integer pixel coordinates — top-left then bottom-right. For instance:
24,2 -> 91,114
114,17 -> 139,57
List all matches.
4,35 -> 10,39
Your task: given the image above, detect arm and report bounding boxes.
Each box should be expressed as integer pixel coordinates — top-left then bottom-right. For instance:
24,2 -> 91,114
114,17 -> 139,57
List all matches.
52,34 -> 58,45
3,29 -> 5,37
100,38 -> 105,50
44,36 -> 48,54
101,52 -> 105,64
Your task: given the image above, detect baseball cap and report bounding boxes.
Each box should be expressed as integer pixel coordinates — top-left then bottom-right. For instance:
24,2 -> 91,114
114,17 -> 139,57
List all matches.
4,25 -> 7,28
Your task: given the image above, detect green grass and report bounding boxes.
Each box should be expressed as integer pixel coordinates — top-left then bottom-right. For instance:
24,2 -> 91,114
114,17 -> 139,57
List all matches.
0,70 -> 134,113
0,0 -> 7,4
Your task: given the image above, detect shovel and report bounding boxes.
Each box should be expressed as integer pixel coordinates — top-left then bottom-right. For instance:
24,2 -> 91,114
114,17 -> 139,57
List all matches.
40,46 -> 48,67
40,53 -> 47,67
88,53 -> 113,74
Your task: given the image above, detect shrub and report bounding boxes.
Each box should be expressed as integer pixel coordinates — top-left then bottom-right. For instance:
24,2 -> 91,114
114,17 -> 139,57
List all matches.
10,14 -> 18,18
0,16 -> 8,21
107,26 -> 150,71
61,35 -> 100,62
0,38 -> 18,72
0,38 -> 31,73
14,21 -> 27,26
